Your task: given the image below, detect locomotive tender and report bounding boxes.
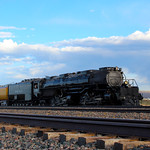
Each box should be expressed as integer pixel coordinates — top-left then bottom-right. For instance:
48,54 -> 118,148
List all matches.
0,67 -> 142,106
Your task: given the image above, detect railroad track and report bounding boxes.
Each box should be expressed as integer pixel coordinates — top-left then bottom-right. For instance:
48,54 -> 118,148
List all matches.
0,113 -> 150,138
0,106 -> 150,112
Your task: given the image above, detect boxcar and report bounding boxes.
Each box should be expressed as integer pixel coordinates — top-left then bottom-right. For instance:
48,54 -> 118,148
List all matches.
0,86 -> 8,105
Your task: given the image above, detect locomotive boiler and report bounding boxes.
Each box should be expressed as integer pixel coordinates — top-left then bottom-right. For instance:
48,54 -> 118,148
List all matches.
0,67 -> 142,106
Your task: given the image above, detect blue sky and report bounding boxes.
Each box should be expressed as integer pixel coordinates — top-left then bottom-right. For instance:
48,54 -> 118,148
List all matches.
0,0 -> 150,91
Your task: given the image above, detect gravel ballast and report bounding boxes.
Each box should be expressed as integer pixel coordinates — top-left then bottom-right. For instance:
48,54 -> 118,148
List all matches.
0,130 -> 150,150
0,131 -> 96,150
0,109 -> 150,120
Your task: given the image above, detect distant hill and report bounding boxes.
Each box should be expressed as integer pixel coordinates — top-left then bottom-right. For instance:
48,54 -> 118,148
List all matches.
140,91 -> 150,98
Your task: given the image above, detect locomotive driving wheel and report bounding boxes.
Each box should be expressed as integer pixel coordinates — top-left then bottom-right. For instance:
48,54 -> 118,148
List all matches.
50,95 -> 69,106
50,96 -> 60,106
80,92 -> 92,105
50,97 -> 56,106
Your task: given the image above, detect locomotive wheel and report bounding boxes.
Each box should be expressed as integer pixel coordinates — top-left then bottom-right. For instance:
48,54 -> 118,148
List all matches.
122,98 -> 140,106
50,97 -> 56,106
80,92 -> 91,105
50,96 -> 62,106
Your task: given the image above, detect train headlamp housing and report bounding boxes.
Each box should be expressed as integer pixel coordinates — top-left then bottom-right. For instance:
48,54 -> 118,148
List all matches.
124,81 -> 128,85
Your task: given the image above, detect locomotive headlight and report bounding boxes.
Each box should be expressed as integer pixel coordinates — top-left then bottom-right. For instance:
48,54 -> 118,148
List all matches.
124,81 -> 128,85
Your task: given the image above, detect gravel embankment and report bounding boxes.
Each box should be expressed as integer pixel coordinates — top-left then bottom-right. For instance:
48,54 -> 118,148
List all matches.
0,109 -> 150,120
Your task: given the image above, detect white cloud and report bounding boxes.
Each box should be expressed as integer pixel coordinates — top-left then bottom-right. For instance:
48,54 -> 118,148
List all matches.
52,30 -> 150,47
1,29 -> 149,56
29,62 -> 65,76
1,30 -> 150,58
60,46 -> 93,52
2,59 -> 65,83
51,36 -> 126,47
128,30 -> 150,40
0,56 -> 33,65
0,26 -> 26,30
0,39 -> 18,51
0,39 -> 60,56
0,32 -> 14,38
13,74 -> 30,80
0,26 -> 26,39
50,30 -> 150,57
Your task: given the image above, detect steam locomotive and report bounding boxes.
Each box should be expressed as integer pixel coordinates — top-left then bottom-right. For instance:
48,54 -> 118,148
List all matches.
0,67 -> 142,106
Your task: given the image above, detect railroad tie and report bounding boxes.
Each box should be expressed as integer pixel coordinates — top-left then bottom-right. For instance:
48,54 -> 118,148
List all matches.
43,133 -> 48,141
78,137 -> 86,146
59,134 -> 66,143
37,130 -> 43,137
96,140 -> 105,149
1,127 -> 5,133
19,129 -> 25,136
12,128 -> 17,134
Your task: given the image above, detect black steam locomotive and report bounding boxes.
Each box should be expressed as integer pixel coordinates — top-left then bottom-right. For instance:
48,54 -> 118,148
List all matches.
0,67 -> 142,106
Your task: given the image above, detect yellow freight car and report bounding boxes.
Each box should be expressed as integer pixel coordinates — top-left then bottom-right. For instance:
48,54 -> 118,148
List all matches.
0,86 -> 8,105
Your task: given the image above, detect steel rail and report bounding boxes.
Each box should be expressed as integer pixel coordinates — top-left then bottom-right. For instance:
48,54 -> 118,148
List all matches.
0,106 -> 150,113
0,113 -> 150,138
